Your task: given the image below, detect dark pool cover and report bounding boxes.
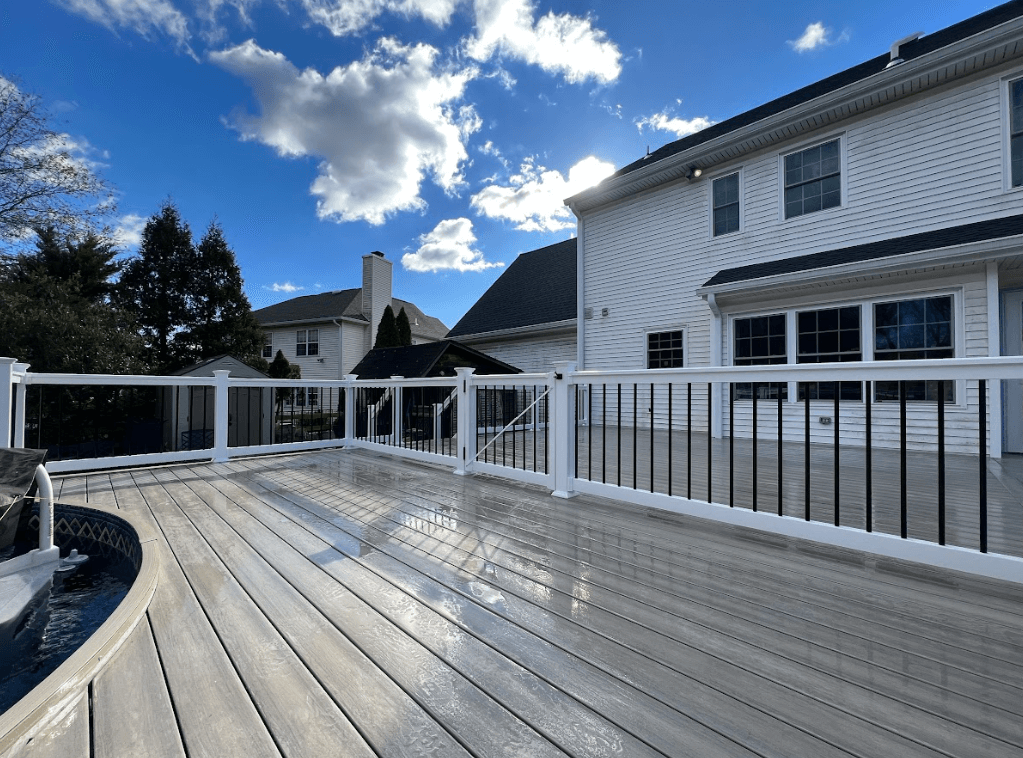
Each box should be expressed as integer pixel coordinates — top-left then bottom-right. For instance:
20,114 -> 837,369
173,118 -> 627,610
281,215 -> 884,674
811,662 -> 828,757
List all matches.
0,449 -> 47,510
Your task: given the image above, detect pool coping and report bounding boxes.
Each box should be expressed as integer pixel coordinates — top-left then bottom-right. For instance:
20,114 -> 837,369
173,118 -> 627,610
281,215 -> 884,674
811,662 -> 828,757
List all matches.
0,503 -> 159,754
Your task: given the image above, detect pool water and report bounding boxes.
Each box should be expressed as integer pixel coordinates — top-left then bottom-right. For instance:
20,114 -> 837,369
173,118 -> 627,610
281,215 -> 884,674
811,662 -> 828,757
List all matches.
0,551 -> 134,715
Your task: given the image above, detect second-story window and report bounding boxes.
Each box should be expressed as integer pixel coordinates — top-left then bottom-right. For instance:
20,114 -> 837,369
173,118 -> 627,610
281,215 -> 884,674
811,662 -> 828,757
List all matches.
1011,79 -> 1023,187
262,333 -> 273,358
713,173 -> 740,236
296,329 -> 318,356
784,138 -> 841,219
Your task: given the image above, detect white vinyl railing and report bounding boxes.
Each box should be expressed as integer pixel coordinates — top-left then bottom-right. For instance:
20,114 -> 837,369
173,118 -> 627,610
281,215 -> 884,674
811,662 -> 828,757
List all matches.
4,356 -> 1023,583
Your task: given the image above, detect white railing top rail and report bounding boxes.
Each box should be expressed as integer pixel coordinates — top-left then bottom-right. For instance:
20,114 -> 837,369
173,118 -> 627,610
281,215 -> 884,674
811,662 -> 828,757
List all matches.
570,356 -> 1023,384
472,373 -> 552,387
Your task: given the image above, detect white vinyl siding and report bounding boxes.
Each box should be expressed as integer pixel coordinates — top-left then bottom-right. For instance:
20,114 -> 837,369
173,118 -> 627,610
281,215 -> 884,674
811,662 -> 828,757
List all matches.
468,332 -> 577,374
581,69 -> 1016,452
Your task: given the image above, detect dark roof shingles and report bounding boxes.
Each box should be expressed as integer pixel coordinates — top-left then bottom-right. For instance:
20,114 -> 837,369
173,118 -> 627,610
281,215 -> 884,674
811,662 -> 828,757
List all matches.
447,238 -> 577,338
351,340 -> 520,379
704,213 -> 1023,288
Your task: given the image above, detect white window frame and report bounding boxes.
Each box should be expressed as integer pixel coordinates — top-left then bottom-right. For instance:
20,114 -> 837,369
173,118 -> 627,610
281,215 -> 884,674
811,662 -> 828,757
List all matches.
708,168 -> 743,238
727,285 -> 965,407
262,333 -> 273,359
1001,71 -> 1023,193
778,133 -> 847,222
645,327 -> 687,369
296,328 -> 319,357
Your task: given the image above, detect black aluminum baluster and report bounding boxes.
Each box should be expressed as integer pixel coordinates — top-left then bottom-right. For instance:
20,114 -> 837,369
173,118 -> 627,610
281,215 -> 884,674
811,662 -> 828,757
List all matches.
804,386 -> 810,521
979,379 -> 988,554
752,382 -> 758,512
687,382 -> 692,499
668,383 -> 673,497
617,384 -> 622,488
632,384 -> 638,490
900,381 -> 907,539
649,383 -> 655,493
865,382 -> 872,532
778,389 -> 783,516
729,384 -> 734,507
834,392 -> 840,527
707,382 -> 713,503
937,380 -> 945,545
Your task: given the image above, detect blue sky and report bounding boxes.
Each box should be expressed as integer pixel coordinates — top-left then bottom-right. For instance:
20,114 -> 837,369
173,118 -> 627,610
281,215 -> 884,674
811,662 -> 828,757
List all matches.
0,0 -> 997,329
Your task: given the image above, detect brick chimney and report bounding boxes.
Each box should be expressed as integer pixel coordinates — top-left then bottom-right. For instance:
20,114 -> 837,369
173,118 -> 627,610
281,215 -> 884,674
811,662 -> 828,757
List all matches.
362,251 -> 393,349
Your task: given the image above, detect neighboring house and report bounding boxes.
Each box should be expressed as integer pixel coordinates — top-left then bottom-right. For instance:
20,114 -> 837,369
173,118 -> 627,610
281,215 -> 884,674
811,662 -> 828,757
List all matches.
170,355 -> 272,449
252,252 -> 449,381
565,3 -> 1023,455
446,238 -> 577,373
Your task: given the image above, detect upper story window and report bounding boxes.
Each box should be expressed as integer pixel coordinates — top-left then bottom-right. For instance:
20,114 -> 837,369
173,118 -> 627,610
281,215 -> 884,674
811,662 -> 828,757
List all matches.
712,173 -> 740,236
262,333 -> 273,358
797,306 -> 862,400
296,329 -> 318,357
1011,79 -> 1023,187
874,296 -> 954,402
784,138 -> 841,219
647,330 -> 684,368
733,314 -> 787,399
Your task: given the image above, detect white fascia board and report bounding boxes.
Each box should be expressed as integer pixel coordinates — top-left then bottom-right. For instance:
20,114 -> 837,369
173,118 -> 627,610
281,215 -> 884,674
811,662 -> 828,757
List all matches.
696,235 -> 1023,299
568,17 -> 1023,212
259,315 -> 367,327
451,319 -> 577,344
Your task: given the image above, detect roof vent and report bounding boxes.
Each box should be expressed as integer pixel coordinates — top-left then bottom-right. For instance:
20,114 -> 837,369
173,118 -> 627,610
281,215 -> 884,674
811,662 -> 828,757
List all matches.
885,31 -> 923,68
371,250 -> 385,257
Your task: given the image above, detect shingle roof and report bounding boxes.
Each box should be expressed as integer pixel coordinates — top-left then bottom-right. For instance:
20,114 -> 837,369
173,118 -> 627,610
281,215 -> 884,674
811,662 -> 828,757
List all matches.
703,213 -> 1023,288
613,1 -> 1023,181
351,340 -> 521,379
252,289 -> 363,324
447,238 -> 576,338
252,289 -> 449,338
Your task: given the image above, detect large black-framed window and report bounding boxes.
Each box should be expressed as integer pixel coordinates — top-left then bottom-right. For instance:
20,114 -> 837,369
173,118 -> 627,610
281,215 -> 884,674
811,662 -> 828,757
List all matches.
784,138 -> 841,219
1012,79 -> 1023,187
797,306 -> 862,400
296,328 -> 319,357
874,296 -> 954,402
733,314 -> 787,399
713,172 -> 740,236
647,330 -> 685,368
262,333 -> 273,358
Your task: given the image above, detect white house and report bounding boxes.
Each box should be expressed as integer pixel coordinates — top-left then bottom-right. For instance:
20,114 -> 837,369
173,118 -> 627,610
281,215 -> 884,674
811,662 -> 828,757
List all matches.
565,4 -> 1023,455
253,251 -> 449,384
446,238 -> 577,373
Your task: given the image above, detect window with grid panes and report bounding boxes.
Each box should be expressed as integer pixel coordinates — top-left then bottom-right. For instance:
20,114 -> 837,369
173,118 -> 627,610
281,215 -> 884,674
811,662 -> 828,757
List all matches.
712,172 -> 740,236
784,138 -> 841,219
874,296 -> 954,402
733,314 -> 787,399
262,333 -> 273,358
796,306 -> 862,400
647,331 -> 684,368
296,328 -> 319,356
1012,79 -> 1023,187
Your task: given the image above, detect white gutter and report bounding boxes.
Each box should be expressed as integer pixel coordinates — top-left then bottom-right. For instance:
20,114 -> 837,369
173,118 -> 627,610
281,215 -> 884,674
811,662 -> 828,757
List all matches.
696,234 -> 1023,299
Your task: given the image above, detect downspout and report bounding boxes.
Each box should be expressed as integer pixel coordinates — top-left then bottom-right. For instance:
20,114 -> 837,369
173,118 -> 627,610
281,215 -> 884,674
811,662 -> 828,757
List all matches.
705,293 -> 723,438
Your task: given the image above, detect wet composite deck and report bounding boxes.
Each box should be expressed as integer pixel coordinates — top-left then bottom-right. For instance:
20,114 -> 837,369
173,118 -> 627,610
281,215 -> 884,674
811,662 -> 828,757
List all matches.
12,448 -> 1023,757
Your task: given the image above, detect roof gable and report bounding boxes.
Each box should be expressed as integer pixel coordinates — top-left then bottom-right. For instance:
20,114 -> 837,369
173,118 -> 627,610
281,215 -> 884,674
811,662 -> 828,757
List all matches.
351,340 -> 520,379
447,238 -> 577,338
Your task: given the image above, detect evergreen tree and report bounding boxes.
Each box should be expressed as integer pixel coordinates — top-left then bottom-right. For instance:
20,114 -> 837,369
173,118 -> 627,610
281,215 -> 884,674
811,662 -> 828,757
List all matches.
0,226 -> 145,374
114,202 -> 194,372
267,349 -> 301,413
396,306 -> 412,346
374,304 -> 400,348
184,220 -> 265,369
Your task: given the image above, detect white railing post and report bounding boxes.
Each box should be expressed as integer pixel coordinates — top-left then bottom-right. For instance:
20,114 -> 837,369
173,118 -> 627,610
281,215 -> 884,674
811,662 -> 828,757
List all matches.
0,358 -> 15,449
552,361 -> 578,498
212,370 -> 230,462
13,363 -> 29,448
343,375 -> 357,444
391,377 -> 403,446
454,367 -> 475,475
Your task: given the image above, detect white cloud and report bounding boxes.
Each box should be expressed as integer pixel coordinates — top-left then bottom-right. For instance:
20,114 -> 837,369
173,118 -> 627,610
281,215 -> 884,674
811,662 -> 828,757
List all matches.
112,213 -> 146,248
788,21 -> 847,53
53,0 -> 192,50
402,218 -> 501,273
296,0 -> 457,36
211,38 -> 479,225
465,0 -> 621,84
470,155 -> 614,232
271,281 -> 303,292
635,112 -> 715,138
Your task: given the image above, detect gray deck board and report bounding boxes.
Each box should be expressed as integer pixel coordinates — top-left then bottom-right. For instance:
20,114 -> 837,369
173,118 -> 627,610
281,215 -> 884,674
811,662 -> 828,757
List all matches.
91,617 -> 185,758
12,695 -> 89,758
36,448 -> 1023,758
